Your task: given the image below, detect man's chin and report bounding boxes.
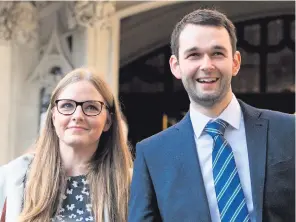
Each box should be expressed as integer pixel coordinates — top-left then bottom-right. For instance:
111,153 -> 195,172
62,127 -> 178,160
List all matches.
192,93 -> 222,107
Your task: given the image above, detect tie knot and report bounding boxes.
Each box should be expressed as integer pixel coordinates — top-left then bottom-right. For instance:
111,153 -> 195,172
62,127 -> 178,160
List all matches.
204,119 -> 228,138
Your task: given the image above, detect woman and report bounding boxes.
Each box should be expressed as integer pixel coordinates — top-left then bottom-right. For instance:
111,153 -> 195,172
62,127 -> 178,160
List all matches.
0,68 -> 133,222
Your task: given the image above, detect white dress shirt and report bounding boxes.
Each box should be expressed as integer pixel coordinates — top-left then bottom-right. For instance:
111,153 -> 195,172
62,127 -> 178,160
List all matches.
189,94 -> 254,222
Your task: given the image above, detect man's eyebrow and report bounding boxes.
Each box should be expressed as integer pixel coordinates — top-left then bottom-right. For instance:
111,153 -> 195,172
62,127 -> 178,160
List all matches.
212,45 -> 227,52
183,45 -> 228,55
183,47 -> 200,55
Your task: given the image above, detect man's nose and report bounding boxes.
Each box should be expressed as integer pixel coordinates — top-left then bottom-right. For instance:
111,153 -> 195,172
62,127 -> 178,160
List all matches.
200,55 -> 215,72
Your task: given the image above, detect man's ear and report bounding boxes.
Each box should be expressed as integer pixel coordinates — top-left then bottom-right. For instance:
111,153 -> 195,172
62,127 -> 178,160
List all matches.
169,55 -> 182,79
232,51 -> 241,77
103,113 -> 112,132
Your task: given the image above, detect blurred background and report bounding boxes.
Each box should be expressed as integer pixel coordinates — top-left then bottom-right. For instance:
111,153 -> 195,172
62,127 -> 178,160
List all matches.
0,1 -> 294,164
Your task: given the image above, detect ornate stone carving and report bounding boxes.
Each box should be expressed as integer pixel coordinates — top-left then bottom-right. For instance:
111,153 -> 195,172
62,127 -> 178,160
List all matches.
72,1 -> 115,28
0,2 -> 38,45
27,15 -> 73,84
0,1 -> 115,44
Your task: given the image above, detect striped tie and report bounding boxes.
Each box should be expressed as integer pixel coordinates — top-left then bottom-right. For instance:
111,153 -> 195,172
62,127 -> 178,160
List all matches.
204,119 -> 250,222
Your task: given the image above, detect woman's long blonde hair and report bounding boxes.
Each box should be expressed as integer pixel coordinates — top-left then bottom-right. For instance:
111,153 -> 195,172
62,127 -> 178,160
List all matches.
19,68 -> 133,222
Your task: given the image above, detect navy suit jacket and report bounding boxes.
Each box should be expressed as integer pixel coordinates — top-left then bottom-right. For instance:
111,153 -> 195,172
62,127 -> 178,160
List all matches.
128,101 -> 295,222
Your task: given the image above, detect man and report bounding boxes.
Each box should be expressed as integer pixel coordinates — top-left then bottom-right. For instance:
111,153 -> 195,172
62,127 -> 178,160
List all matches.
128,9 -> 295,222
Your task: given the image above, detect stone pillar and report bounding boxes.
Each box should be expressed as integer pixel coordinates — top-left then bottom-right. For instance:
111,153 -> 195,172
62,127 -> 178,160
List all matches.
10,44 -> 39,164
0,40 -> 39,165
0,40 -> 13,165
86,3 -> 120,97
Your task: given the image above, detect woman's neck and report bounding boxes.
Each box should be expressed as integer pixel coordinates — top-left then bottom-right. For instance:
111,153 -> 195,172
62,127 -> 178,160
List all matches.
59,143 -> 97,176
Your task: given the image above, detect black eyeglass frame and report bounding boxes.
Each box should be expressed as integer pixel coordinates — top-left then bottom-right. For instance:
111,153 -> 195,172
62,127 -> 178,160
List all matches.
55,99 -> 110,116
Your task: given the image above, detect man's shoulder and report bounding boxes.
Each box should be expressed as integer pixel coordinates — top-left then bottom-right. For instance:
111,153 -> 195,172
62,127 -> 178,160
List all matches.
257,107 -> 295,129
138,124 -> 179,148
261,109 -> 295,139
240,100 -> 294,123
134,114 -> 192,157
240,100 -> 295,139
260,108 -> 294,120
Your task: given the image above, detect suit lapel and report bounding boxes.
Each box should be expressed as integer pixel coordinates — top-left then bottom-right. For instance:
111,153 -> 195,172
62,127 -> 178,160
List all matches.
239,101 -> 268,222
175,113 -> 211,222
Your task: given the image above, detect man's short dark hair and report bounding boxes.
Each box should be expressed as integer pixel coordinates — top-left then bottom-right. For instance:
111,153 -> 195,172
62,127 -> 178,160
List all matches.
170,9 -> 237,58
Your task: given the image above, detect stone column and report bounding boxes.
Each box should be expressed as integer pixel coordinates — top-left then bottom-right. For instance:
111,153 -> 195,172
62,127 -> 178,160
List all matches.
0,40 -> 39,165
85,2 -> 120,97
0,40 -> 13,165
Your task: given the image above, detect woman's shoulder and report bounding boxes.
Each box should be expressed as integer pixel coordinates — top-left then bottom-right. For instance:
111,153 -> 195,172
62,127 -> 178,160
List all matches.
0,154 -> 34,215
0,154 -> 34,179
3,153 -> 34,168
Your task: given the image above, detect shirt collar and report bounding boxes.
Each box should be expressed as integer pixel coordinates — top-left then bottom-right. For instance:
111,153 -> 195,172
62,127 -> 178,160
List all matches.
189,94 -> 242,139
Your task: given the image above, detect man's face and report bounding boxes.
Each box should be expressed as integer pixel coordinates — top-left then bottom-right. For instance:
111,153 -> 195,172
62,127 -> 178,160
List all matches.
170,24 -> 241,108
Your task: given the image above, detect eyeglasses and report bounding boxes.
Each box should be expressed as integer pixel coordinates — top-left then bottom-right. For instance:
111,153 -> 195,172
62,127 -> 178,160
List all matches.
55,99 -> 109,116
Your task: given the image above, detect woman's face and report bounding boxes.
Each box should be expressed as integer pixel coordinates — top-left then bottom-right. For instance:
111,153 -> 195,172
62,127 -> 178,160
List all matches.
52,80 -> 111,150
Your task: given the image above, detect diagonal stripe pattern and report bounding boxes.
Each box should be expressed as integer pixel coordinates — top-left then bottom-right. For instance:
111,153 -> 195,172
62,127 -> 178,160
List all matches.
204,119 -> 250,222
